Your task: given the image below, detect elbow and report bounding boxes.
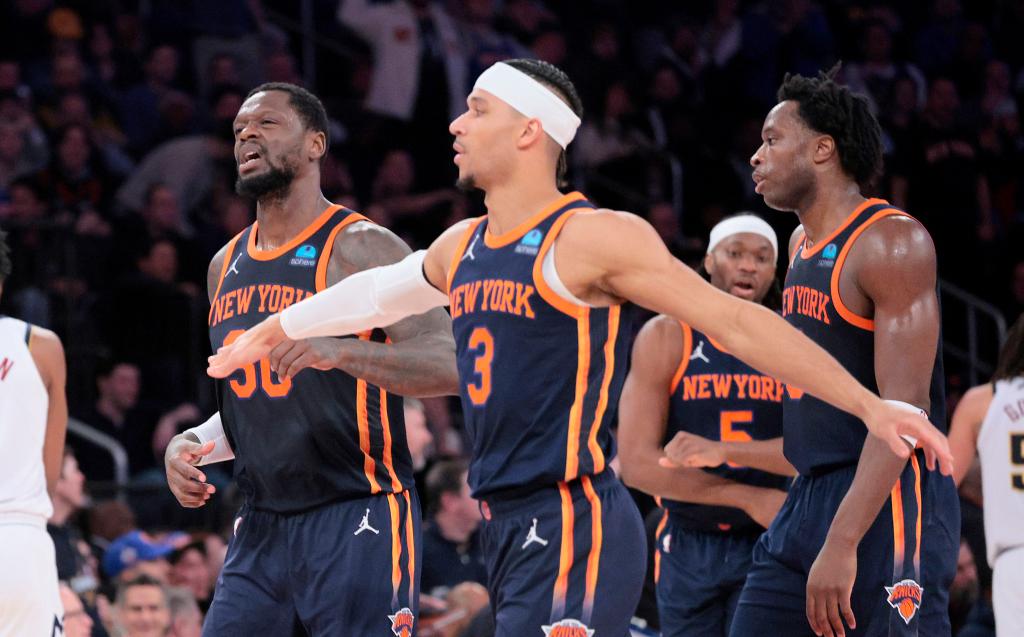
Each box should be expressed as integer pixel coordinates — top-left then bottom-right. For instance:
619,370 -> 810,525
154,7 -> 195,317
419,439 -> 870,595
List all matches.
616,450 -> 643,489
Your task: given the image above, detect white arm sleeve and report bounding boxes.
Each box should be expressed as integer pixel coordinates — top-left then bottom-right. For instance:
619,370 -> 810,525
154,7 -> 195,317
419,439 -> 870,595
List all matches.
183,412 -> 235,465
279,250 -> 449,340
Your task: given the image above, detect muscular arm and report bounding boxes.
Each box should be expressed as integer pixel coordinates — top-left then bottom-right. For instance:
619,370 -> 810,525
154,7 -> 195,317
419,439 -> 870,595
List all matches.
30,327 -> 67,495
555,210 -> 950,469
618,316 -> 782,512
821,217 -> 940,550
320,222 -> 458,396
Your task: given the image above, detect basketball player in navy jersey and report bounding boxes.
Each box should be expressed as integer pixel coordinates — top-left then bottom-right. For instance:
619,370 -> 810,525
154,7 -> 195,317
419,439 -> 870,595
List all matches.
208,61 -> 953,636
162,83 -> 458,636
618,214 -> 795,637
707,69 -> 959,637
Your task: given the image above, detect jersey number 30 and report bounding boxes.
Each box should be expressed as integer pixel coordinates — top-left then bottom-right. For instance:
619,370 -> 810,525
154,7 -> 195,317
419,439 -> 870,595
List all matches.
224,329 -> 292,399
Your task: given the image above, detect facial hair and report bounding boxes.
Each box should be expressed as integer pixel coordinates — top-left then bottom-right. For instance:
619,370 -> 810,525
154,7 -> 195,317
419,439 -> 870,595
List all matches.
235,162 -> 297,200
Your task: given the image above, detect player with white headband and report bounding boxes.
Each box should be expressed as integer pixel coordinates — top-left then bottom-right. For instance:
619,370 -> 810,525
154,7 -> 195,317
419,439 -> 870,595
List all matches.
208,59 -> 953,636
619,213 -> 796,636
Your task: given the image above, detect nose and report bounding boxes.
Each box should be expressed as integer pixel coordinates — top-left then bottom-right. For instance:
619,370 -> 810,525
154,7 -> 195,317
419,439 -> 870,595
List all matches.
449,111 -> 468,137
738,253 -> 758,272
238,121 -> 259,141
750,144 -> 764,167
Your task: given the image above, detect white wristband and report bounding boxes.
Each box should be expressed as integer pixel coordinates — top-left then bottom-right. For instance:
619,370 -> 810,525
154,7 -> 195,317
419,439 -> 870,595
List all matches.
280,250 -> 449,340
183,412 -> 235,465
884,399 -> 927,448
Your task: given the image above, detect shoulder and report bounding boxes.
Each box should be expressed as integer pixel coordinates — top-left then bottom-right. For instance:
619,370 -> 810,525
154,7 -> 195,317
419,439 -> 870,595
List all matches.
559,207 -> 658,250
633,314 -> 684,358
960,383 -> 995,416
851,213 -> 936,283
332,219 -> 413,273
28,326 -> 65,385
207,230 -> 247,300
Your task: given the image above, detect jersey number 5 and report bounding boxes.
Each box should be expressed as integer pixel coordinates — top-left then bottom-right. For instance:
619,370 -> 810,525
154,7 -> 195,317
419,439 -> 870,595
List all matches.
224,329 -> 292,399
720,410 -> 753,468
1012,433 -> 1024,491
466,327 -> 493,406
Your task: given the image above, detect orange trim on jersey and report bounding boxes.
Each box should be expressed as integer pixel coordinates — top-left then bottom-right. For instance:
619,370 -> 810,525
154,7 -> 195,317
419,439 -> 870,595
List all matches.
581,475 -> 604,617
789,230 -> 806,266
669,323 -> 694,395
314,212 -> 369,292
829,208 -> 906,331
357,334 -> 382,494
533,209 -> 586,318
246,204 -> 343,261
208,232 -> 243,324
387,493 -> 402,601
565,309 -> 592,481
891,477 -> 906,570
910,454 -> 923,572
706,334 -> 729,353
800,198 -> 887,259
402,490 -> 416,592
379,387 -> 403,492
484,191 -> 586,248
552,482 -> 575,615
653,509 -> 668,584
588,306 -> 620,474
445,217 -> 486,295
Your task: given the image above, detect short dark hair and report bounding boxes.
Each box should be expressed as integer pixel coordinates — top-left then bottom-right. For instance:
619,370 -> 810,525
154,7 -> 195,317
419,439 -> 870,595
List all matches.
246,82 -> 329,150
502,59 -> 583,184
116,574 -> 167,607
777,65 -> 883,189
994,314 -> 1024,383
425,459 -> 469,515
0,228 -> 11,283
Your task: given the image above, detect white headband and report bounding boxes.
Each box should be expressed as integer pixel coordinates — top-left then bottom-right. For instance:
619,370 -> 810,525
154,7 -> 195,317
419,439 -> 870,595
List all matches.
707,215 -> 778,259
473,62 -> 582,149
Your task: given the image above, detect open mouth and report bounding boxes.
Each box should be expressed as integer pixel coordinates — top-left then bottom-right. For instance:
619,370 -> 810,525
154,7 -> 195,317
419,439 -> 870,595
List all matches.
239,150 -> 263,172
731,281 -> 756,296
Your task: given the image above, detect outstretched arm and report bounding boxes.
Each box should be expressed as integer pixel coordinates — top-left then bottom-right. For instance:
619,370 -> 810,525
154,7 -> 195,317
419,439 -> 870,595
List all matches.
618,316 -> 786,528
266,221 -> 458,397
557,210 -> 952,474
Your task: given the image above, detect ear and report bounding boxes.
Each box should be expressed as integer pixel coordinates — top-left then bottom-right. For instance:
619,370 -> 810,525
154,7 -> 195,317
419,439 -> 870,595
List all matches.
516,118 -> 545,150
813,134 -> 836,166
703,253 -> 715,275
308,130 -> 327,162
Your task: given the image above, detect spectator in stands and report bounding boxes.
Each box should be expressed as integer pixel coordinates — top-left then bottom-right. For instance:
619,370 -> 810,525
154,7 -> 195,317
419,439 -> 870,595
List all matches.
47,448 -> 93,585
169,537 -> 213,614
114,575 -> 172,637
421,459 -> 487,597
88,500 -> 137,556
165,586 -> 202,637
74,360 -> 154,480
103,531 -> 181,584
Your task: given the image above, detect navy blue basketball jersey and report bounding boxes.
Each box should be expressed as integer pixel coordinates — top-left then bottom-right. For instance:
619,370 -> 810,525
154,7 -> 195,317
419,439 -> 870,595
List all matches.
782,198 -> 946,476
447,192 -> 633,498
662,323 -> 791,533
208,204 -> 412,513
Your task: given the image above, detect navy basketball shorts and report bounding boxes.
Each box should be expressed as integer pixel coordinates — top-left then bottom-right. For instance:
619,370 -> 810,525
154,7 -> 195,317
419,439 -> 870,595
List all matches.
729,453 -> 959,636
654,514 -> 760,637
203,490 -> 421,636
478,470 -> 646,637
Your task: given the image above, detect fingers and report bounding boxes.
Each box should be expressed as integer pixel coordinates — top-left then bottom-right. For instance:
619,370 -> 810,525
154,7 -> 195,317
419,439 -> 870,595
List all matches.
658,456 -> 681,469
840,591 -> 856,631
907,417 -> 954,475
824,590 -> 845,637
806,587 -> 822,636
189,440 -> 216,460
282,351 -> 316,381
268,340 -> 298,375
166,458 -> 215,508
207,347 -> 237,378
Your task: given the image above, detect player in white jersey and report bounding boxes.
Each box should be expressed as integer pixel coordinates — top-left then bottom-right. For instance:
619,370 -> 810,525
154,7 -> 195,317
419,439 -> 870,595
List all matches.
0,230 -> 69,636
949,313 -> 1024,636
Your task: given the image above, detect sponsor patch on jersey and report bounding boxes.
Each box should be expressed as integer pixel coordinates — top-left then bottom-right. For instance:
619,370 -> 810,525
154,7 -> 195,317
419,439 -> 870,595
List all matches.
515,229 -> 543,255
389,608 -> 415,636
290,244 -> 317,267
885,578 -> 923,624
818,243 -> 837,267
542,619 -> 594,636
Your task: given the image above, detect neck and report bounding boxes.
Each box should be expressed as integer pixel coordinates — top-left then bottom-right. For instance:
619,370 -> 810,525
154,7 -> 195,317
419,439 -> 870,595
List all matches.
481,170 -> 564,235
435,510 -> 473,544
254,173 -> 330,250
794,180 -> 866,248
95,397 -> 125,426
49,499 -> 73,525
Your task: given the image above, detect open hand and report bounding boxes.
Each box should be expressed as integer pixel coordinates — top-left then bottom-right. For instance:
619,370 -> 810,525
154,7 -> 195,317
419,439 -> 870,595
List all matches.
208,314 -> 287,378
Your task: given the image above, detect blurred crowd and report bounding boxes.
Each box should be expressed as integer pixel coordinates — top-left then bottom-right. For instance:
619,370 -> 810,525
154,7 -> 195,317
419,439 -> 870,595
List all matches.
1,0 -> 1019,634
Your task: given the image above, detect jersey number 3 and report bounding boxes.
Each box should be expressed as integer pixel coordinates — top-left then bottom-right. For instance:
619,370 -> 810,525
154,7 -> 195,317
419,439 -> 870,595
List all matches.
466,327 -> 493,406
224,329 -> 292,399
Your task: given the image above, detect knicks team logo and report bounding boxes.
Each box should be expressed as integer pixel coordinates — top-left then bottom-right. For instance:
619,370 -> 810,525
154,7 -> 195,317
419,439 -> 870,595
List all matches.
885,579 -> 923,624
290,244 -> 317,267
388,608 -> 415,636
515,229 -> 543,255
541,619 -> 594,636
